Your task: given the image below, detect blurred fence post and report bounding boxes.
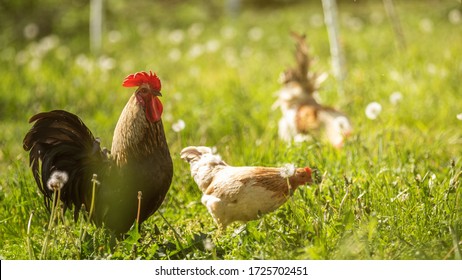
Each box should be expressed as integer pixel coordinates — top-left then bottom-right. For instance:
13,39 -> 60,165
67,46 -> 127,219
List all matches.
226,0 -> 241,17
90,0 -> 103,54
383,0 -> 406,50
321,0 -> 346,97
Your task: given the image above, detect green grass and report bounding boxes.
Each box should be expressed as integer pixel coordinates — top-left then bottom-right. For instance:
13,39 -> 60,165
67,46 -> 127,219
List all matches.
0,0 -> 461,260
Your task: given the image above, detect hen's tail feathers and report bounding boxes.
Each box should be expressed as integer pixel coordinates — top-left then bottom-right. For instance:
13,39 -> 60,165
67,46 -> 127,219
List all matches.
180,146 -> 214,163
180,146 -> 228,166
282,32 -> 327,96
23,110 -> 108,219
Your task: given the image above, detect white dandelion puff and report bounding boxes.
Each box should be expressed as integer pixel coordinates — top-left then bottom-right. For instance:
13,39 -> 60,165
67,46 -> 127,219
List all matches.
365,102 -> 382,120
419,18 -> 433,33
280,163 -> 296,178
203,238 -> 215,251
205,39 -> 221,53
172,119 -> 185,132
248,27 -> 263,41
23,23 -> 39,40
333,116 -> 351,134
456,113 -> 462,121
188,23 -> 204,38
168,48 -> 182,62
108,30 -> 122,43
448,9 -> 462,25
220,26 -> 236,39
310,14 -> 324,28
47,170 -> 69,191
98,56 -> 116,71
168,29 -> 185,45
389,91 -> 403,105
188,44 -> 204,59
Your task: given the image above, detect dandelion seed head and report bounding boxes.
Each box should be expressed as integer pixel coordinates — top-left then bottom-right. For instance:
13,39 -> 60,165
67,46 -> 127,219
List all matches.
188,23 -> 204,38
188,44 -> 204,59
203,238 -> 215,251
448,9 -> 462,25
23,23 -> 39,40
108,30 -> 122,43
280,163 -> 296,178
98,56 -> 116,71
419,18 -> 433,33
221,26 -> 236,39
456,113 -> 462,121
168,48 -> 182,62
172,119 -> 186,132
310,14 -> 324,28
248,27 -> 263,41
365,102 -> 382,120
47,170 -> 69,191
205,39 -> 221,53
168,29 -> 185,44
389,91 -> 403,105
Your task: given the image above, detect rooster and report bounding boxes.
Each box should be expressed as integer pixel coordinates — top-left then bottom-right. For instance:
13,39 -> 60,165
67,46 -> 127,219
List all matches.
273,32 -> 352,148
180,146 -> 313,230
23,71 -> 173,234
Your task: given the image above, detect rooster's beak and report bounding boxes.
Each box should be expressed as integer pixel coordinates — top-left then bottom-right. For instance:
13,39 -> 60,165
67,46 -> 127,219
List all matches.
152,90 -> 162,97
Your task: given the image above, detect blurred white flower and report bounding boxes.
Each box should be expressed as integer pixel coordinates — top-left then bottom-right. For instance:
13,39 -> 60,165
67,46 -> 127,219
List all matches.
389,70 -> 403,82
248,27 -> 263,41
389,91 -> 403,105
344,16 -> 364,32
75,54 -> 94,72
426,63 -> 437,74
168,48 -> 182,62
47,170 -> 69,191
333,116 -> 352,138
15,51 -> 28,65
188,23 -> 204,38
448,9 -> 462,25
206,39 -> 221,53
108,30 -> 122,43
457,113 -> 462,121
294,134 -> 312,143
280,163 -> 296,178
203,238 -> 215,251
98,56 -> 116,71
172,119 -> 186,132
221,26 -> 236,39
39,35 -> 60,52
223,47 -> 238,68
370,11 -> 384,25
419,18 -> 433,33
310,14 -> 324,28
188,43 -> 204,59
55,46 -> 70,61
365,102 -> 382,120
168,29 -> 185,44
23,23 -> 39,40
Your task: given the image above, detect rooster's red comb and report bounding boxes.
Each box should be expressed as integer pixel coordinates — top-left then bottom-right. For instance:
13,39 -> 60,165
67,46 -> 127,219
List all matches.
122,71 -> 161,91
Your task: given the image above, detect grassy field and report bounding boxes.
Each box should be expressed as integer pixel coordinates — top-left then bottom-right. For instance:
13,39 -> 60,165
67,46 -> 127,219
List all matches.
0,0 -> 461,260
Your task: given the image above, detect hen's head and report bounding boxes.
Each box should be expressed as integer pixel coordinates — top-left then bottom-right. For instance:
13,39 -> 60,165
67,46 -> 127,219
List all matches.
123,71 -> 163,123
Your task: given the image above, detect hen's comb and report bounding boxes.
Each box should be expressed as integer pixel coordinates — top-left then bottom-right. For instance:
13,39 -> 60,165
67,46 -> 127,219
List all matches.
122,71 -> 161,91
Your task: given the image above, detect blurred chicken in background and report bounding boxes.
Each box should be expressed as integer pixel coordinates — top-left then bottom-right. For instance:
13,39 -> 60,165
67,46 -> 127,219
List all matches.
273,32 -> 352,148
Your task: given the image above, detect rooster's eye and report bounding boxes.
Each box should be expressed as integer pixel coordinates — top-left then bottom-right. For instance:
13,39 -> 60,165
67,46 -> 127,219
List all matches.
139,88 -> 149,94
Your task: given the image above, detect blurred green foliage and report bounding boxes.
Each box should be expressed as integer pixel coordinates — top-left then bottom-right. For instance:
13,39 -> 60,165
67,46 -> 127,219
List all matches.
0,0 -> 461,260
